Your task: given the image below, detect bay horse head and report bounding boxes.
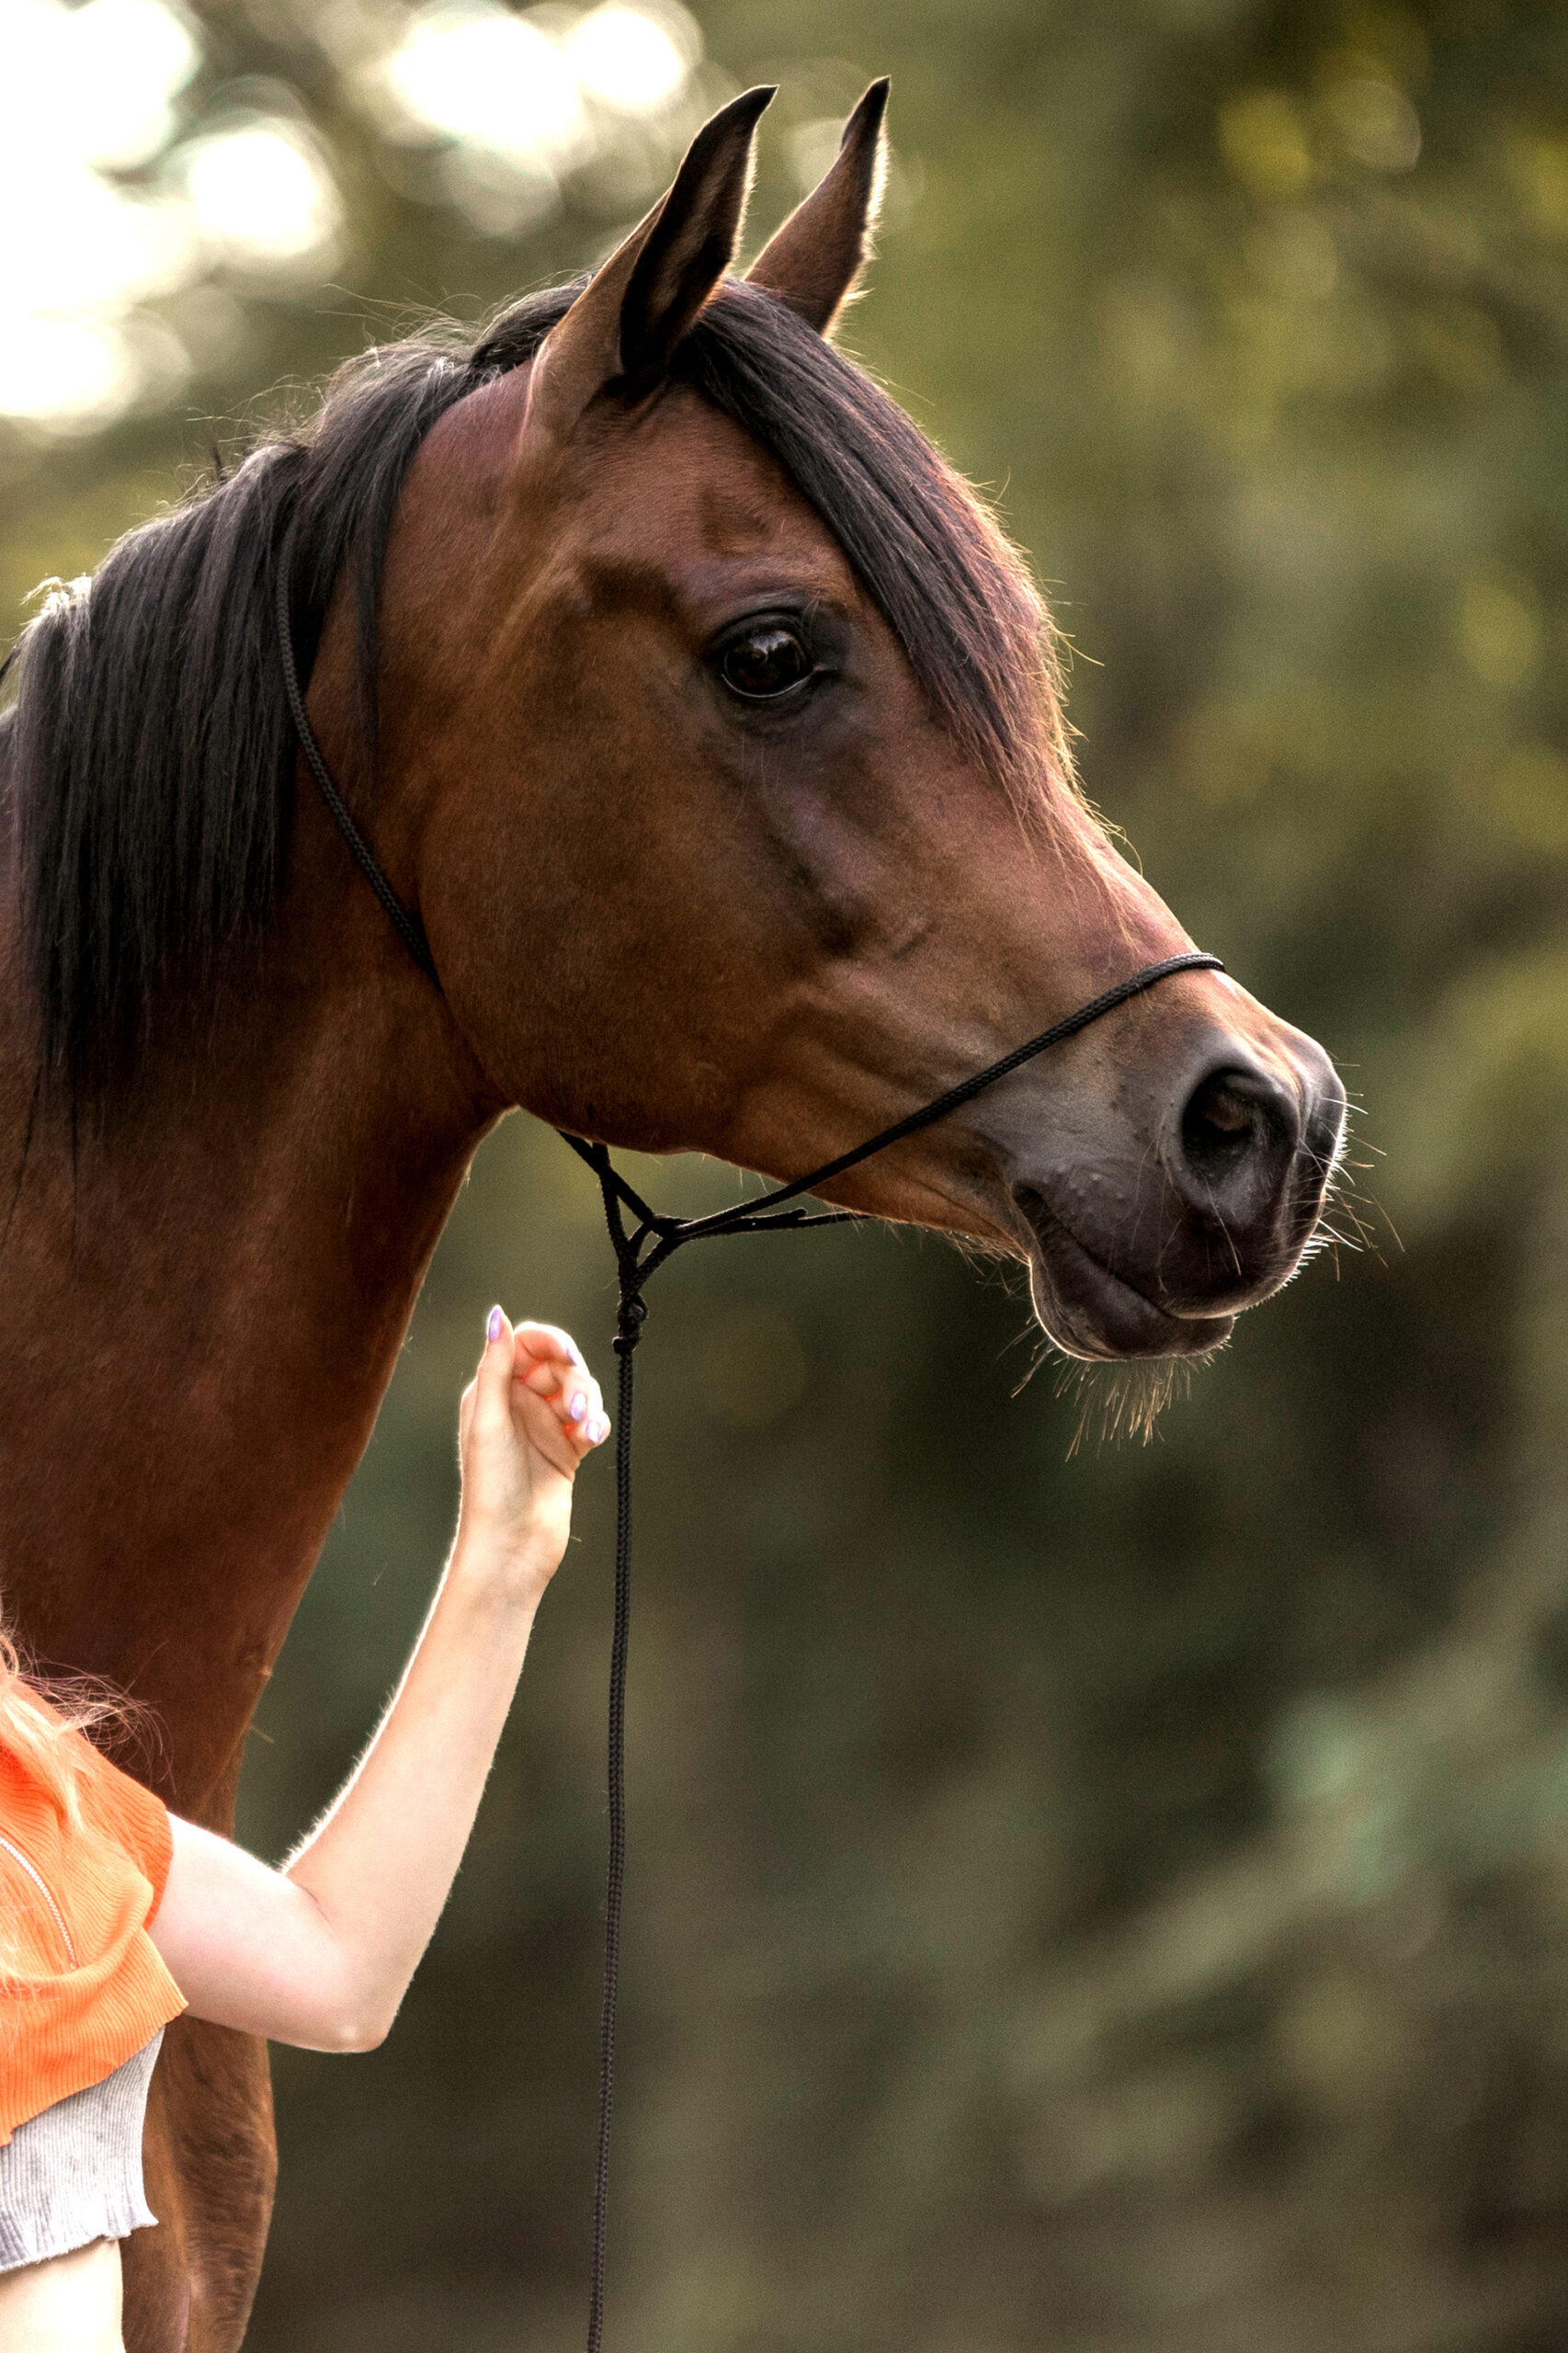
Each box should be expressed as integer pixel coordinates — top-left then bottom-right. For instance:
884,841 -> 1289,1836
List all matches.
12,83 -> 1343,1367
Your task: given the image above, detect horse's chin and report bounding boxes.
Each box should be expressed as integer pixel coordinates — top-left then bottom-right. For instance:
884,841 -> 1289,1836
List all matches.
1022,1221 -> 1237,1363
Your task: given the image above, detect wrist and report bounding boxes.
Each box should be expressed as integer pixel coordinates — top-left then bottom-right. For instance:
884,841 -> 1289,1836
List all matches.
449,1515 -> 560,1603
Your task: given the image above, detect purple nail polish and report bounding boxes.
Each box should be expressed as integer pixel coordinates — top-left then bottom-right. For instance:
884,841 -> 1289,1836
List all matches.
569,1392 -> 588,1422
486,1306 -> 504,1343
593,1416 -> 610,1445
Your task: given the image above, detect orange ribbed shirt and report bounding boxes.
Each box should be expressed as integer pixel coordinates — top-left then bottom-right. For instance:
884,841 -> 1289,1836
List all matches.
0,1717 -> 186,2144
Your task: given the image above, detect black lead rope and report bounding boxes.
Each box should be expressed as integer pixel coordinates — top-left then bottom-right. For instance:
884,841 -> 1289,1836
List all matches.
277,565 -> 1221,2352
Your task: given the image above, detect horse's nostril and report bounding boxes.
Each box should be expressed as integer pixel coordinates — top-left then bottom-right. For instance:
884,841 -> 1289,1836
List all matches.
1182,1074 -> 1261,1178
1192,1079 -> 1254,1137
1178,1065 -> 1297,1193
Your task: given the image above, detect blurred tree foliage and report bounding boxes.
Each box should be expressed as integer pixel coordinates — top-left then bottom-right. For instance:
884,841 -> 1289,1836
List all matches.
7,0 -> 1568,2346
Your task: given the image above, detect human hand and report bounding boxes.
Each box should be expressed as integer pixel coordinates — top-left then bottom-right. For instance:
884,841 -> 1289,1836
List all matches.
454,1310 -> 607,1602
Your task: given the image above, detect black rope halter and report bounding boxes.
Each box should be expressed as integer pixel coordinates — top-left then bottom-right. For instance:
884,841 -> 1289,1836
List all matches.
278,561 -> 1221,2351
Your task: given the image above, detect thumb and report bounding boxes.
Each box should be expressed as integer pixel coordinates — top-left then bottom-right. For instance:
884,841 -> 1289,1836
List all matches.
471,1304 -> 515,1433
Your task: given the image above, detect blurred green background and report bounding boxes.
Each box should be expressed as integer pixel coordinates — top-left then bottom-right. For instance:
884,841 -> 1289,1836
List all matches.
6,0 -> 1568,2345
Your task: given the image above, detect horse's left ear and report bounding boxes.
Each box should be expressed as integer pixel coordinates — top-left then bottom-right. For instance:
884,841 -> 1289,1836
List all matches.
520,85 -> 774,447
745,79 -> 891,334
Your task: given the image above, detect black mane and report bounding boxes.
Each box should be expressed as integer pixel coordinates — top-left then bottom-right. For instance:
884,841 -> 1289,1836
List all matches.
1,278 -> 1061,1107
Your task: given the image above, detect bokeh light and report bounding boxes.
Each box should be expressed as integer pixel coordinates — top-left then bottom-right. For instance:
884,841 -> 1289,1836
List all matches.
0,0 -> 701,429
54,0 -> 199,168
0,0 -> 200,427
0,316 -> 135,426
372,3 -> 592,166
358,0 -> 701,232
179,117 -> 343,273
565,0 -> 697,113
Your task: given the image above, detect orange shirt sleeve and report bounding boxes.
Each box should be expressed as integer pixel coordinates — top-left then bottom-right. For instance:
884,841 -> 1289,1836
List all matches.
0,1728 -> 186,2143
79,1745 -> 174,1920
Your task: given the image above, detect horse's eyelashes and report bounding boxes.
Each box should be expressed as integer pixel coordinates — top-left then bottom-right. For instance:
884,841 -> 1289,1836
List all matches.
716,623 -> 814,702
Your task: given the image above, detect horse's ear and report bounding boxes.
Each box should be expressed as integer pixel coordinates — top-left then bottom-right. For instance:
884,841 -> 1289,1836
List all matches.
521,85 -> 775,444
745,80 -> 890,334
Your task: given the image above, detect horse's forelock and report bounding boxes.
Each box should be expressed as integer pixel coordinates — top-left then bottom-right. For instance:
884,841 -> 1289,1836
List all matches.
679,284 -> 1069,808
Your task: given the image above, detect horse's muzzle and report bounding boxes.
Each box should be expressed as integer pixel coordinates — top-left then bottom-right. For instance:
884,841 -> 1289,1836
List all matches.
1010,1026 -> 1346,1361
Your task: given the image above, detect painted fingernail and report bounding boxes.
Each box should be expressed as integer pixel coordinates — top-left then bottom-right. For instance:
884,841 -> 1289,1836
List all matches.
569,1392 -> 588,1422
486,1305 -> 504,1343
591,1416 -> 609,1445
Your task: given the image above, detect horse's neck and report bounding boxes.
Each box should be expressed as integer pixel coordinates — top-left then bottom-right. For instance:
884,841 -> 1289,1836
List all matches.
0,842 -> 494,1824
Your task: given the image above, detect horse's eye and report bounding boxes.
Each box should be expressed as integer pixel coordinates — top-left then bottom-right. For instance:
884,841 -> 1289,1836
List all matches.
719,625 -> 813,700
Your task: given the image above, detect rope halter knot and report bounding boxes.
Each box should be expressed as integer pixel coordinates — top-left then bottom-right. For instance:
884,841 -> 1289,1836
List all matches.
613,1293 -> 648,1353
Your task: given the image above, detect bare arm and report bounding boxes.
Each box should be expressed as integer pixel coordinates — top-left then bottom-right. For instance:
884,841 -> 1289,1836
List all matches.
148,1310 -> 608,2052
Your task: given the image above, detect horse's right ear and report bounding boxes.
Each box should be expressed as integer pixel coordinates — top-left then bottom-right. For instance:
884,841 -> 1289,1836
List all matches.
520,85 -> 775,449
745,80 -> 890,333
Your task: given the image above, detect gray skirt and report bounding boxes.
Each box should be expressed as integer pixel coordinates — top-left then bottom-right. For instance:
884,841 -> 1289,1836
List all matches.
0,2029 -> 163,2271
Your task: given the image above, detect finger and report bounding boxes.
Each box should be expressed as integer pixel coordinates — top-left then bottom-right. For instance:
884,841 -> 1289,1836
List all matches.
468,1304 -> 516,1436
529,1373 -> 608,1453
506,1381 -> 585,1477
512,1325 -> 598,1416
506,1364 -> 610,1471
510,1322 -> 586,1378
550,1370 -> 603,1435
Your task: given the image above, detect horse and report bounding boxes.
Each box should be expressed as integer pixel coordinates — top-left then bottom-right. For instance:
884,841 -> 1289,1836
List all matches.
0,81 -> 1345,2353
